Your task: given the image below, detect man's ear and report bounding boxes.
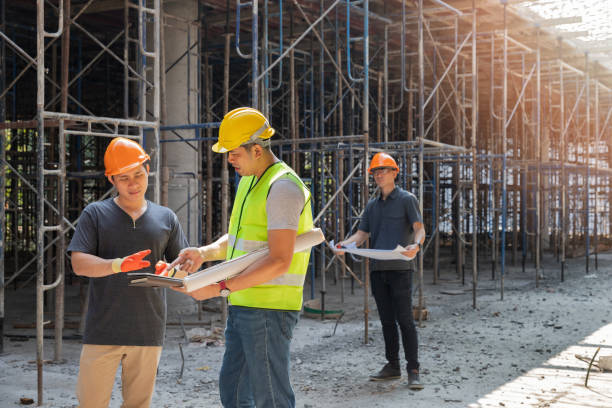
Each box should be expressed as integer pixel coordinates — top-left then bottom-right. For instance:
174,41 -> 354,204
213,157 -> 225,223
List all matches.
253,144 -> 263,159
107,175 -> 115,186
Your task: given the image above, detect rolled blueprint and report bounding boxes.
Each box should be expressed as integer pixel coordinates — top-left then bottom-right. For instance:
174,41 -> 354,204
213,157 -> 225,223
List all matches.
328,240 -> 416,261
182,228 -> 325,292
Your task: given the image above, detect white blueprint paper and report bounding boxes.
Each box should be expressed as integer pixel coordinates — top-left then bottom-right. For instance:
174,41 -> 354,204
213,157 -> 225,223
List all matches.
328,240 -> 416,261
182,228 -> 325,292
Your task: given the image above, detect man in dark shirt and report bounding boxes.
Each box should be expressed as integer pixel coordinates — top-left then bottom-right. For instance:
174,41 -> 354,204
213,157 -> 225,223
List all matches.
338,152 -> 425,390
68,137 -> 188,408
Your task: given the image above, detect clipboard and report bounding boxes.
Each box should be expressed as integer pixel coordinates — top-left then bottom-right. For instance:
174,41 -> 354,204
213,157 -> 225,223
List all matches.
127,273 -> 185,288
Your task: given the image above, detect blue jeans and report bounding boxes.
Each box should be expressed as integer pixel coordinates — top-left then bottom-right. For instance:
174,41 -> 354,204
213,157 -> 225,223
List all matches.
219,306 -> 299,408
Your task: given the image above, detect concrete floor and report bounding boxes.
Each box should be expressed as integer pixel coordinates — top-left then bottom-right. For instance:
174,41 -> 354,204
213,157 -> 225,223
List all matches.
1,250 -> 612,407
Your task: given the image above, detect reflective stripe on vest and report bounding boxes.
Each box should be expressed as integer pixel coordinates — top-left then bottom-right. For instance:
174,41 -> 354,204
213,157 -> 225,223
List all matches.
226,161 -> 313,311
227,234 -> 312,255
265,273 -> 307,286
227,234 -> 268,252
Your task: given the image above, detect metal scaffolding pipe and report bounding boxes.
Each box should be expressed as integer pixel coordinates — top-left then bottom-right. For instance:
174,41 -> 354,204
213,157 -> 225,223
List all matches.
585,53 -> 590,275
471,0 -> 478,309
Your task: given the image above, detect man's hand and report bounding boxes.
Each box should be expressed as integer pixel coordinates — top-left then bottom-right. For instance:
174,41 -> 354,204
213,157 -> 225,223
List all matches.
176,247 -> 206,273
334,241 -> 348,256
401,243 -> 420,260
111,249 -> 151,273
154,261 -> 188,278
334,230 -> 368,256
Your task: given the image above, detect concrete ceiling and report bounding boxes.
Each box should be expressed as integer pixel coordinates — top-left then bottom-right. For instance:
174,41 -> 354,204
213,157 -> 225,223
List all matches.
512,0 -> 612,71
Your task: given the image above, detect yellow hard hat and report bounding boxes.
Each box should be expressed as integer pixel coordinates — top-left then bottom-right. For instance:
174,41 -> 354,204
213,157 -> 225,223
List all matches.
212,107 -> 275,153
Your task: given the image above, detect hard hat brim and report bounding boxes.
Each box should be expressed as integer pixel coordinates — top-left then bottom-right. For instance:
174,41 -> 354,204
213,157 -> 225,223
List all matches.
368,166 -> 398,174
212,142 -> 228,153
104,159 -> 149,177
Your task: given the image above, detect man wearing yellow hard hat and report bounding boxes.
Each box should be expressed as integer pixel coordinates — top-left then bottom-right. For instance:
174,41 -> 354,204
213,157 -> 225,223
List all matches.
68,137 -> 188,407
338,152 -> 425,390
177,107 -> 313,407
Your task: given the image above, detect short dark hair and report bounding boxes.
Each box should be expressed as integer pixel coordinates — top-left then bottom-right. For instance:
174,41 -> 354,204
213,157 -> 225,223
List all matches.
242,141 -> 271,152
110,161 -> 149,181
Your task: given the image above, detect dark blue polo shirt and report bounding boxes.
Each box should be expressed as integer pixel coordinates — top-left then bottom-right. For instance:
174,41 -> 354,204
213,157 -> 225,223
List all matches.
358,187 -> 422,271
67,198 -> 188,346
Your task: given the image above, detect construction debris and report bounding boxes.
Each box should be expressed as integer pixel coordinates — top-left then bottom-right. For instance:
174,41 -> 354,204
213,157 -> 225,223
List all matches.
186,327 -> 225,346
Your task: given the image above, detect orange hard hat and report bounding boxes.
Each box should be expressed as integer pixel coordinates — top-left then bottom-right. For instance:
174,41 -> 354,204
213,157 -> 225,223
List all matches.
368,152 -> 399,174
104,137 -> 150,177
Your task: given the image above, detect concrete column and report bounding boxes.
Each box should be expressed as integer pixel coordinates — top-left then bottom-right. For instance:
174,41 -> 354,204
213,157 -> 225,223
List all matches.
163,0 -> 199,244
162,0 -> 200,316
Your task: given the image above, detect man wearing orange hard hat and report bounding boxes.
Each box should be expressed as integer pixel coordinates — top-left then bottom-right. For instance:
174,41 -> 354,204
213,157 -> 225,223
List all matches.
68,137 -> 188,407
338,152 -> 425,390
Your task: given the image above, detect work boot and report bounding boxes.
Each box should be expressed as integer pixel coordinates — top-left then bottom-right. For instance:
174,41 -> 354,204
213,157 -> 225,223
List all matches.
369,362 -> 401,381
407,369 -> 424,390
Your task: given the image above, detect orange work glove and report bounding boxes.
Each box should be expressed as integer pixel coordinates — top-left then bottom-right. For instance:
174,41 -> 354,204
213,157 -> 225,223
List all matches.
111,249 -> 151,273
155,260 -> 173,276
154,260 -> 188,278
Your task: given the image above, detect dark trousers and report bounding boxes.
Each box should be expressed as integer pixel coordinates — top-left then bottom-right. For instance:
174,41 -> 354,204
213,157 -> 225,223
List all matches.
370,269 -> 419,371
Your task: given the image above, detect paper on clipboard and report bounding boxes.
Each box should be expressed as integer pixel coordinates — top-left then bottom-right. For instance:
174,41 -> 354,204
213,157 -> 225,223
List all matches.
328,240 -> 416,261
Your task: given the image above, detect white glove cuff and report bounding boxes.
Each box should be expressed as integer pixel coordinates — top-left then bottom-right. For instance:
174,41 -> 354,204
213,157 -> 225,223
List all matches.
111,258 -> 123,274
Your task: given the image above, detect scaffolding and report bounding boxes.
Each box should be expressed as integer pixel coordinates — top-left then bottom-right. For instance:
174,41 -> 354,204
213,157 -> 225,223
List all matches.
1,0 -> 162,404
1,0 -> 612,404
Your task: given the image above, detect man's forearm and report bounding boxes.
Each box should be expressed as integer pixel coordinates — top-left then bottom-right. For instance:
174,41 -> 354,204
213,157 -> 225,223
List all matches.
225,228 -> 296,292
225,253 -> 291,293
71,252 -> 115,278
414,222 -> 426,245
342,230 -> 368,247
199,234 -> 229,261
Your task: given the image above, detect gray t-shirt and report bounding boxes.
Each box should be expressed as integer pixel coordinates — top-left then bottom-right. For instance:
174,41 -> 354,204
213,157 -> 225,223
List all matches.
67,198 -> 188,346
359,187 -> 422,271
266,177 -> 305,231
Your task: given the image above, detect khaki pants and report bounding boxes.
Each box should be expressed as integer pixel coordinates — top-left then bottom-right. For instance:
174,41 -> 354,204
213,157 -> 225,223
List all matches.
76,344 -> 162,408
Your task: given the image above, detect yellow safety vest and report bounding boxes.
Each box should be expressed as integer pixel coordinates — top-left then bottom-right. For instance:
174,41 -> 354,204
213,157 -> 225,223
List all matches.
227,161 -> 313,311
